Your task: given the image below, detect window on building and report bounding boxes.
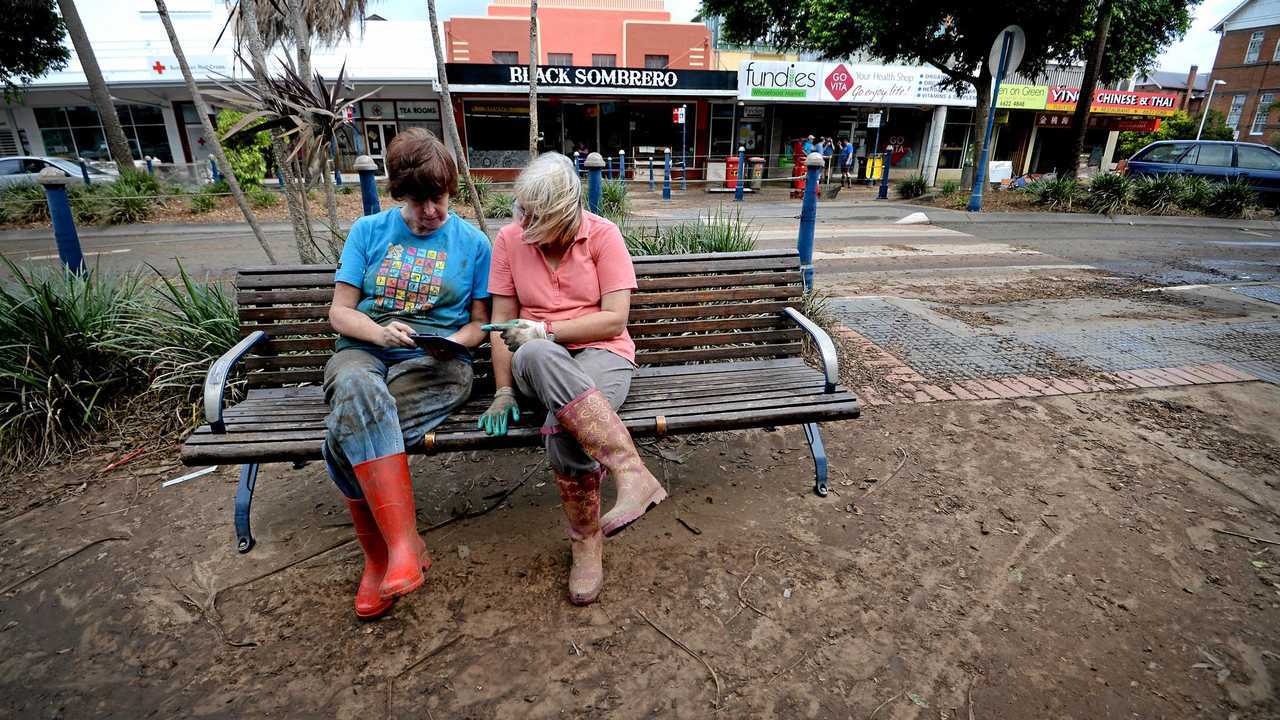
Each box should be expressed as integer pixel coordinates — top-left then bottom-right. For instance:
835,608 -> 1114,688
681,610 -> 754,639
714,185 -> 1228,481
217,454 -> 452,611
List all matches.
939,109 -> 974,169
547,53 -> 573,66
707,103 -> 735,159
644,54 -> 669,69
592,54 -> 617,67
34,103 -> 171,163
1273,38 -> 1280,61
1246,30 -> 1265,63
492,51 -> 518,64
1251,92 -> 1275,135
1237,145 -> 1280,170
1227,94 -> 1248,129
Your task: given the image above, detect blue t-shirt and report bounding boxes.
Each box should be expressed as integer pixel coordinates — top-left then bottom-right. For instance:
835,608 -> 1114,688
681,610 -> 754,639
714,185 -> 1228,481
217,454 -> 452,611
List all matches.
822,143 -> 834,157
802,141 -> 814,154
840,144 -> 855,163
335,208 -> 491,362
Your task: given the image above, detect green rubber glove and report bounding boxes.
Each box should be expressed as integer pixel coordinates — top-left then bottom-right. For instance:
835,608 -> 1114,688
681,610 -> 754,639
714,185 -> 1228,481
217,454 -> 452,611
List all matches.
481,320 -> 548,352
478,387 -> 520,436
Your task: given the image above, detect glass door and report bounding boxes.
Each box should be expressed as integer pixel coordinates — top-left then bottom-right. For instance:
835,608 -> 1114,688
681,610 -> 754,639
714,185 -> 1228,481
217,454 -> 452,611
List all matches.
364,122 -> 399,173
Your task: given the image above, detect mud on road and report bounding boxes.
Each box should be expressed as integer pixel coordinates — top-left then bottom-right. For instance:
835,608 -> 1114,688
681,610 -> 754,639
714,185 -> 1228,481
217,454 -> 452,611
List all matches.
1,381 -> 1278,719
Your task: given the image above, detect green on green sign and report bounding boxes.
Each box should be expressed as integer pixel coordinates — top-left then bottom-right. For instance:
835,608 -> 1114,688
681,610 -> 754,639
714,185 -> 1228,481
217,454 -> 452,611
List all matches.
751,87 -> 807,98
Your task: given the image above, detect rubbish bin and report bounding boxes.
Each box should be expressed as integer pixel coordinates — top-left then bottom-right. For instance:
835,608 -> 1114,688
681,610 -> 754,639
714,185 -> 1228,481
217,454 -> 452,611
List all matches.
748,157 -> 765,190
725,155 -> 740,189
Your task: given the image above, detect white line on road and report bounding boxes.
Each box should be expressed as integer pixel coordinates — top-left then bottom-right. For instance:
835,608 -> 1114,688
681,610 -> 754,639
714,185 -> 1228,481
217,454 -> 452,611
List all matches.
26,248 -> 132,261
812,242 -> 1041,259
756,226 -> 972,239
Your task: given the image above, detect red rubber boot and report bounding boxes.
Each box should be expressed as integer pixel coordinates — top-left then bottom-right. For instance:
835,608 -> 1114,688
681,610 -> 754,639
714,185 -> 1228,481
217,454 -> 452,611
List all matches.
555,466 -> 605,605
353,453 -> 432,601
344,498 -> 394,619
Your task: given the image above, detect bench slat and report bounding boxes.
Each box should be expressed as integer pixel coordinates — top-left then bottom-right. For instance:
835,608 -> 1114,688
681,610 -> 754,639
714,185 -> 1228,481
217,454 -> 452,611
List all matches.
636,271 -> 802,291
630,286 -> 798,307
637,342 -> 803,365
633,328 -> 802,351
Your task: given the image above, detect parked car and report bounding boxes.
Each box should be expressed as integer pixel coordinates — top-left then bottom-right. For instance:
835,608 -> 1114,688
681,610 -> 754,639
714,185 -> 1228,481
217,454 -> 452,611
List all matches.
0,156 -> 117,188
1121,140 -> 1280,199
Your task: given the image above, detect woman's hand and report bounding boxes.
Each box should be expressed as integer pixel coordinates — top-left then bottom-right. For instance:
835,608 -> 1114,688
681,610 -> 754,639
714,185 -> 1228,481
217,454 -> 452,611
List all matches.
478,387 -> 520,436
377,320 -> 418,349
482,320 -> 547,352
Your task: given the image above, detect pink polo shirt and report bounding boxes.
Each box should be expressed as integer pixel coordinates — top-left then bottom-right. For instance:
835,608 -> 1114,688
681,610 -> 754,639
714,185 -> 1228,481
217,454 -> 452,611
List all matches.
489,211 -> 638,363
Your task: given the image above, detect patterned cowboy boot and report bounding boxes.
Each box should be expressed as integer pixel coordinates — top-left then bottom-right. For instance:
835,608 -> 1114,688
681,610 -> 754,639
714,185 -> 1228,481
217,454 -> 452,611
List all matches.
555,388 -> 667,537
555,466 -> 605,605
353,453 -> 432,601
344,498 -> 394,619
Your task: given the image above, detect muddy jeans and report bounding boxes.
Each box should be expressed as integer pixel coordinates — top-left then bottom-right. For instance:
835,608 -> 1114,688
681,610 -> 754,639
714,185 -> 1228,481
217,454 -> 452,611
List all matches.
510,339 -> 635,476
323,348 -> 473,499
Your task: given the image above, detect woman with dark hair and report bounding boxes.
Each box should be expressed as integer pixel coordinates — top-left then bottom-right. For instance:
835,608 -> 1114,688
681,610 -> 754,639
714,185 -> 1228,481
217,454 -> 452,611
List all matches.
323,127 -> 492,619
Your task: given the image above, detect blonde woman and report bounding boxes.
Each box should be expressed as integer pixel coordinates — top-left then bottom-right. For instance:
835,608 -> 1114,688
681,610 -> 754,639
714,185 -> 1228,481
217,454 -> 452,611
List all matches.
478,152 -> 666,605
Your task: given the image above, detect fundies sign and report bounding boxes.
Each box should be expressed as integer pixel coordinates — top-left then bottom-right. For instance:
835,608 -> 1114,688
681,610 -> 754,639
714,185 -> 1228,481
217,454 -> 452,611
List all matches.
739,60 -> 976,106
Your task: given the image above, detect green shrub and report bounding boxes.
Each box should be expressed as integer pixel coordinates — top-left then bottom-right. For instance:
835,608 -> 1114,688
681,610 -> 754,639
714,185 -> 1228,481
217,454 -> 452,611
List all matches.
1131,174 -> 1185,214
600,179 -> 628,220
0,259 -> 149,465
483,191 -> 514,218
249,189 -> 279,209
190,191 -> 218,213
624,206 -> 756,256
1,183 -> 50,224
1086,173 -> 1133,215
895,174 -> 928,199
1178,176 -> 1212,212
1024,177 -> 1082,210
468,174 -> 493,212
940,179 -> 960,195
216,110 -> 270,187
338,185 -> 354,195
1202,177 -> 1257,218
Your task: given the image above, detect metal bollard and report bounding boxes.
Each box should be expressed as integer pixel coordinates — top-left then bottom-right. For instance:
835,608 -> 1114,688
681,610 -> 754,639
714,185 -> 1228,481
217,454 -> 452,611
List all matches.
607,156 -> 613,180
734,145 -> 746,202
662,148 -> 672,201
332,145 -> 343,187
210,157 -> 222,183
648,155 -> 655,191
877,149 -> 891,200
78,159 -> 91,186
37,168 -> 85,273
585,152 -> 605,214
619,150 -> 626,183
145,156 -> 154,175
680,157 -> 687,192
797,153 -> 824,291
354,155 -> 380,216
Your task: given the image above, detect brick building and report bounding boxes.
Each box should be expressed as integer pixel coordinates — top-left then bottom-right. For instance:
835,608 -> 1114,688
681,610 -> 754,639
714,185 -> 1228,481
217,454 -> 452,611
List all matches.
1208,0 -> 1280,145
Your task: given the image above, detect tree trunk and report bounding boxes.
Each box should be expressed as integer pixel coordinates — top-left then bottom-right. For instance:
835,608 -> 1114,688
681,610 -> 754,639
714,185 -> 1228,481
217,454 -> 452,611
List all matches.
319,142 -> 342,257
57,0 -> 135,171
154,0 -> 276,264
528,0 -> 539,158
286,0 -> 312,82
240,0 -> 319,262
1061,0 -> 1114,179
427,0 -> 489,236
964,63 -> 992,192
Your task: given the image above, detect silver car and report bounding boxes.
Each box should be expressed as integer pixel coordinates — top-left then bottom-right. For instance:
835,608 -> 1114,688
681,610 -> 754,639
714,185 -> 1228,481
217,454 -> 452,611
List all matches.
0,156 -> 118,188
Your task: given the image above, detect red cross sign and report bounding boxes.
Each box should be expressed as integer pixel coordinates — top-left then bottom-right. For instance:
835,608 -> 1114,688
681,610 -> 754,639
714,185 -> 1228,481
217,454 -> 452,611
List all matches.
152,61 -> 166,75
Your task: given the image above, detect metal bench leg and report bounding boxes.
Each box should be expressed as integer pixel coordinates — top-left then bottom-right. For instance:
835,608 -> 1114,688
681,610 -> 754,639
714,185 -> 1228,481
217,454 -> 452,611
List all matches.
234,463 -> 260,554
803,423 -> 829,497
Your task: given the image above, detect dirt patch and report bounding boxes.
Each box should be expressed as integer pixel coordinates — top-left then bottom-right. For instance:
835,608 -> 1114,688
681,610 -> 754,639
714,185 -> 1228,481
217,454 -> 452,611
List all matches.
1124,398 -> 1280,481
931,306 -> 1006,327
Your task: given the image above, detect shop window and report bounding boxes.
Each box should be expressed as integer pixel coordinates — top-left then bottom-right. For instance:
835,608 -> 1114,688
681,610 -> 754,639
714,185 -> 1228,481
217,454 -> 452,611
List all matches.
644,55 -> 669,69
1226,94 -> 1248,129
34,103 -> 173,163
1246,31 -> 1265,63
708,103 -> 735,159
463,100 -> 531,168
938,109 -> 973,169
592,54 -> 617,67
1237,145 -> 1280,170
492,51 -> 518,64
547,53 -> 573,66
1250,92 -> 1274,135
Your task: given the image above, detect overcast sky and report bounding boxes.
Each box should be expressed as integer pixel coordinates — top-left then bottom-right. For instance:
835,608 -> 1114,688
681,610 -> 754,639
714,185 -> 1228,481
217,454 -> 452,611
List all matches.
372,0 -> 1237,76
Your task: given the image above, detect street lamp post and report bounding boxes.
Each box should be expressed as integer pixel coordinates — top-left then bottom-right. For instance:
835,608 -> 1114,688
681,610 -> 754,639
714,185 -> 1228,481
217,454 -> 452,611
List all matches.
1197,79 -> 1228,140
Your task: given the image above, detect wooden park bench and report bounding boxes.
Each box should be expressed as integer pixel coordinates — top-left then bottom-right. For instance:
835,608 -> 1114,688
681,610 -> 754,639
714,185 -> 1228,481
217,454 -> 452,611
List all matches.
180,249 -> 861,553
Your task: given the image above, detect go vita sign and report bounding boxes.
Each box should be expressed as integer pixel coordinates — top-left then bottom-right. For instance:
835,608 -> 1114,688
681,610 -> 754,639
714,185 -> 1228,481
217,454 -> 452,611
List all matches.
738,60 -> 977,106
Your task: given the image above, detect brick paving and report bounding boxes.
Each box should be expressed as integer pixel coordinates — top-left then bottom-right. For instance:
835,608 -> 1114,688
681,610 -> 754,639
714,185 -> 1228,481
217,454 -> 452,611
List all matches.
831,297 -> 1278,405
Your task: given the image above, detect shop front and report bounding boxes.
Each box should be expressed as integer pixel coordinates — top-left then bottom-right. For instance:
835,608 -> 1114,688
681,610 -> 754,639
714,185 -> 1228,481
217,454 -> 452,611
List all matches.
445,63 -> 738,179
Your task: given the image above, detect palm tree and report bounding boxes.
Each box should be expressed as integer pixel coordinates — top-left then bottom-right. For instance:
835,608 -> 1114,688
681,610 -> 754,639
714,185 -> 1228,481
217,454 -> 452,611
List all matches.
427,0 -> 488,235
56,0 -> 135,170
528,0 -> 539,158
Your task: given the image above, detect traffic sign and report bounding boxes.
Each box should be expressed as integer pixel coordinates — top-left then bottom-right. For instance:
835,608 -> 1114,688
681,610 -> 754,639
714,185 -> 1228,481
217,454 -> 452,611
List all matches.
988,25 -> 1026,79
867,113 -> 881,129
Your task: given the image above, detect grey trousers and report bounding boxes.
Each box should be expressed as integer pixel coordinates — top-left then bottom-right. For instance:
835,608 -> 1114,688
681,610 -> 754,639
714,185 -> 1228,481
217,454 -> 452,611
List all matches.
322,347 -> 473,499
510,339 -> 635,476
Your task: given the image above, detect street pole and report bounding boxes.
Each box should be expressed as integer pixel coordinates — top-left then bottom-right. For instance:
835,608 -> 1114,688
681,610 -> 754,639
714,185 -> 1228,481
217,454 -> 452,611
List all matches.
968,30 -> 1013,213
38,168 -> 85,273
681,104 -> 687,193
867,116 -> 882,186
1197,80 -> 1225,140
797,153 -> 824,291
877,148 -> 891,200
662,148 -> 672,201
648,153 -> 654,191
586,152 -> 604,214
354,154 -> 380,216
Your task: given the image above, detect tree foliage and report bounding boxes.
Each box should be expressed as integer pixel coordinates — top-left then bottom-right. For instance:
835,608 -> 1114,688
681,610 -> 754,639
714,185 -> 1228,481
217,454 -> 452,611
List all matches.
1116,109 -> 1233,159
1,0 -> 69,101
215,109 -> 271,187
1095,0 -> 1198,84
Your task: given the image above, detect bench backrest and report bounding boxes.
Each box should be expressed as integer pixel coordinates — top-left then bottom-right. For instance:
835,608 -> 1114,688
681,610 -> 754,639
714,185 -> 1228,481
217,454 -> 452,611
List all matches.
235,249 -> 805,389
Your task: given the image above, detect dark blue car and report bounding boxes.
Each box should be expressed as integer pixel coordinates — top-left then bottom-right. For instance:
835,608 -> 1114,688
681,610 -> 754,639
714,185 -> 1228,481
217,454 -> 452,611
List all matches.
1122,140 -> 1280,199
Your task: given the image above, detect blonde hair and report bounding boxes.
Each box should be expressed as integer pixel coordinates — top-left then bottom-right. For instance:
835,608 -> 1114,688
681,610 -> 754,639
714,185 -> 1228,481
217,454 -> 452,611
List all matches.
513,152 -> 583,245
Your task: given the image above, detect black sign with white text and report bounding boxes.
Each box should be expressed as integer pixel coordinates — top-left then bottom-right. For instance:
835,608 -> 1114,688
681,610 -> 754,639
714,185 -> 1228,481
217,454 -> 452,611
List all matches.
445,63 -> 736,94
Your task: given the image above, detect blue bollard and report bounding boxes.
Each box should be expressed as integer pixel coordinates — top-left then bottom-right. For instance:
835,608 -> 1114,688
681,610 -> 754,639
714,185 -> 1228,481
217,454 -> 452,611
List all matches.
354,155 -> 380,216
877,150 -> 891,200
37,169 -> 85,273
648,155 -> 655,191
277,170 -> 285,189
79,159 -> 91,186
734,145 -> 746,202
797,153 -> 824,291
619,150 -> 626,183
607,156 -> 613,180
210,157 -> 222,183
680,158 -> 687,192
585,152 -> 605,214
145,156 -> 154,175
662,148 -> 672,201
332,145 -> 343,187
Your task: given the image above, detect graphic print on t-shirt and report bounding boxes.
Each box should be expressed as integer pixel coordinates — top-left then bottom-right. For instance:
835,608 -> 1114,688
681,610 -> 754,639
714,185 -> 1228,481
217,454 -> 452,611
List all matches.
372,243 -> 448,313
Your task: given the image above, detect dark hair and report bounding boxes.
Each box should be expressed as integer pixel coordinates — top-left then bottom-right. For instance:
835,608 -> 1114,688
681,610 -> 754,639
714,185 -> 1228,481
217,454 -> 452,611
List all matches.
385,127 -> 458,201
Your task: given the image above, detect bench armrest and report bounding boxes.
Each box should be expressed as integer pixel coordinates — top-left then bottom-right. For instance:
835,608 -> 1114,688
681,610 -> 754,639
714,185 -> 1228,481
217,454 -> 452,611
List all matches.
783,307 -> 839,393
205,330 -> 268,433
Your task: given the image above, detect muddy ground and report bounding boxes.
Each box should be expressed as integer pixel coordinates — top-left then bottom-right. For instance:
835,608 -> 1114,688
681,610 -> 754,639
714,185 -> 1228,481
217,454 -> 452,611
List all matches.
2,379 -> 1278,719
